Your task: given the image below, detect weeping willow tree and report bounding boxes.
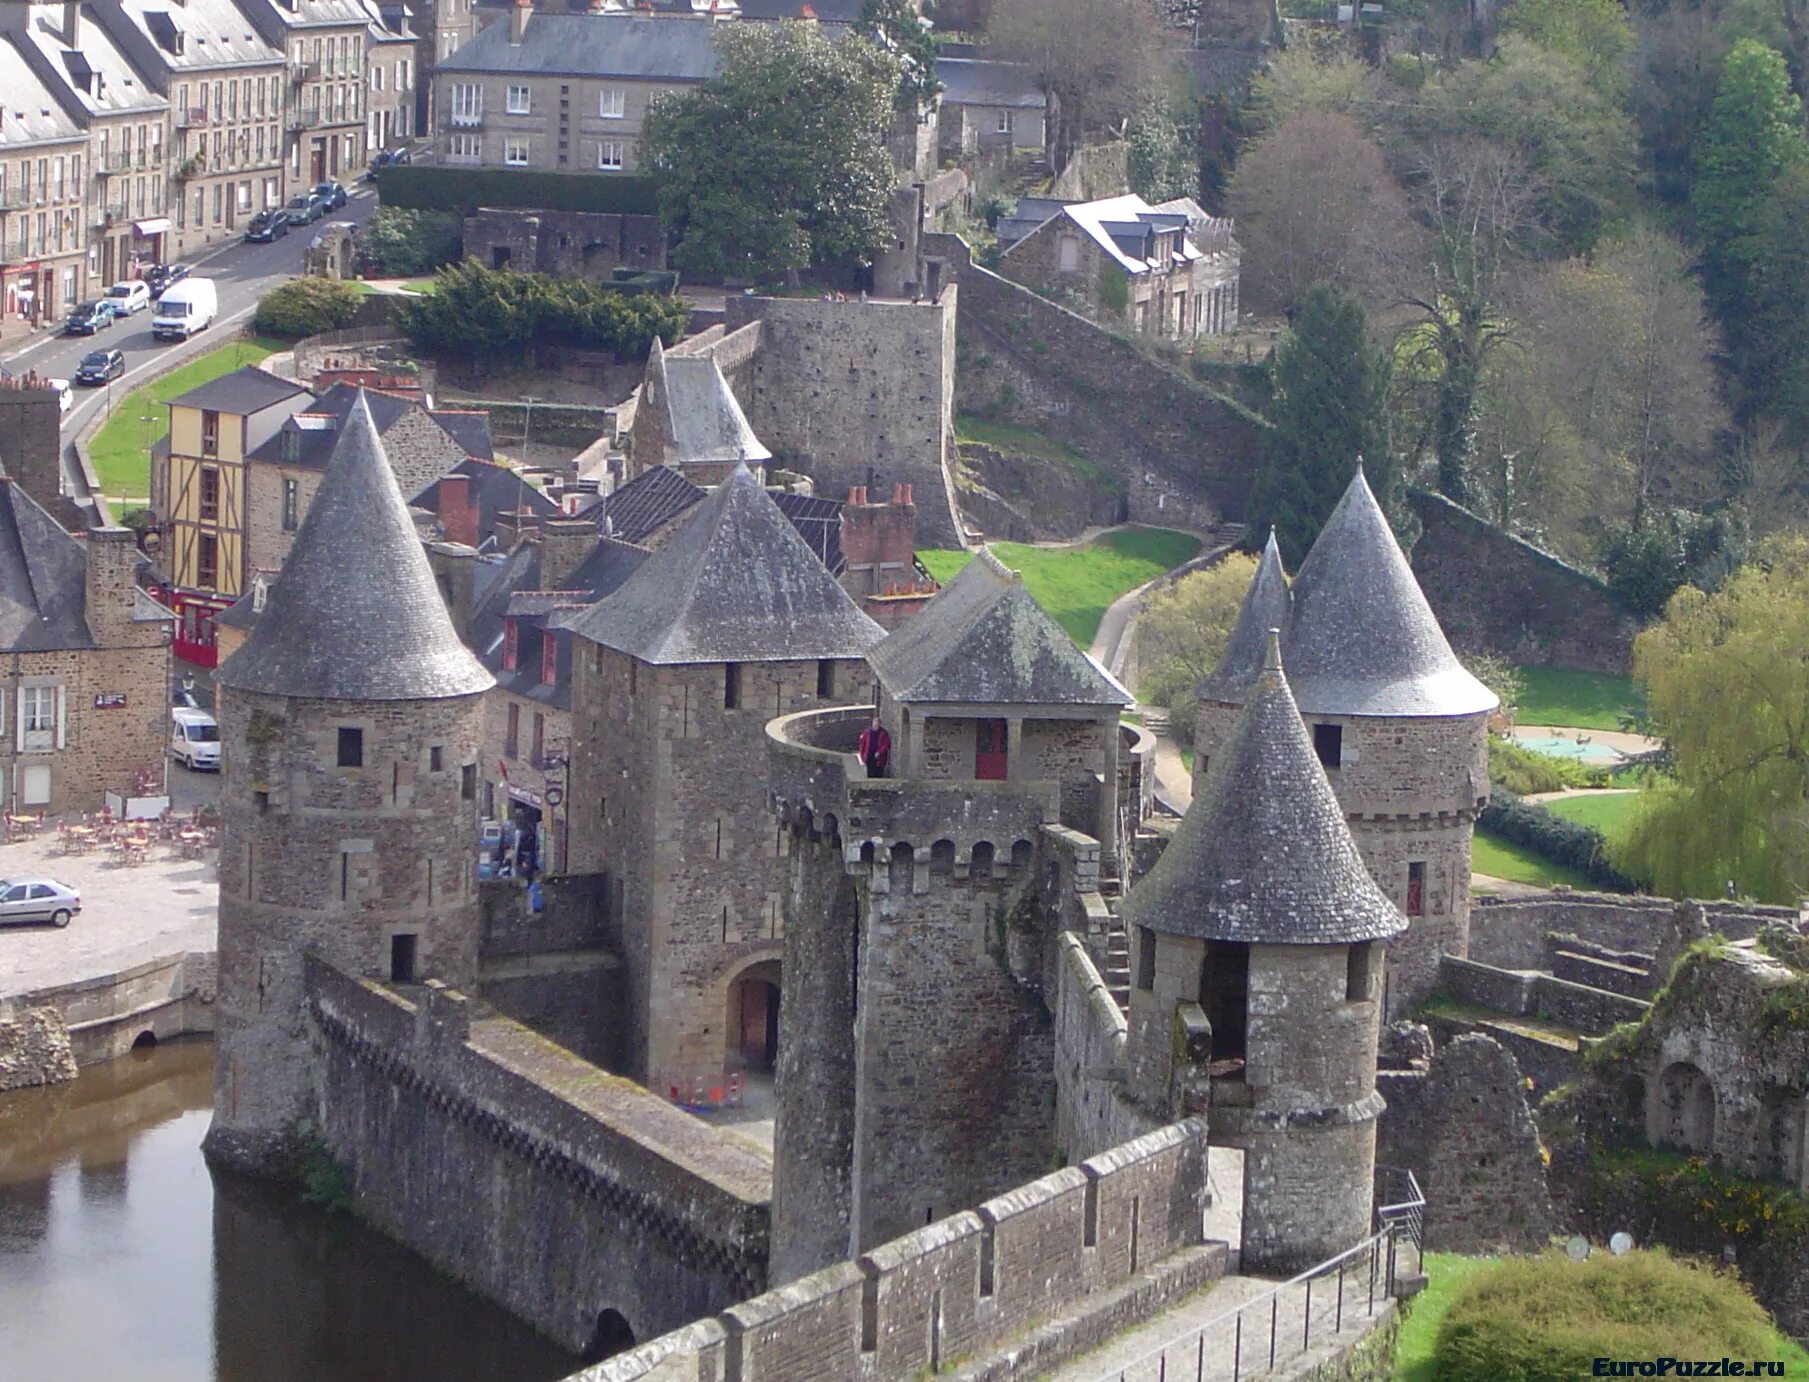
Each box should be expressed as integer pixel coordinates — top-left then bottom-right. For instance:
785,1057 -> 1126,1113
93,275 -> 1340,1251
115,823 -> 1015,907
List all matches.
1620,536 -> 1809,903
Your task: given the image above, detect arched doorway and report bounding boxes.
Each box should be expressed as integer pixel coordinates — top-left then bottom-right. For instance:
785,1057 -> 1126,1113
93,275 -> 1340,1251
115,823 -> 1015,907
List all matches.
582,1309 -> 635,1363
1654,1062 -> 1717,1154
727,959 -> 782,1071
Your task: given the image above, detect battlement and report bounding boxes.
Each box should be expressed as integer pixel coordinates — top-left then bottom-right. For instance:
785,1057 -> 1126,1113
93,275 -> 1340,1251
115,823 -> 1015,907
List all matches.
767,705 -> 1061,867
586,1119 -> 1214,1382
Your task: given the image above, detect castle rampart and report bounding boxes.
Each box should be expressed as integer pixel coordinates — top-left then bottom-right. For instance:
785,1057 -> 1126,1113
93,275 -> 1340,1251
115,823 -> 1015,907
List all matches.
304,956 -> 772,1353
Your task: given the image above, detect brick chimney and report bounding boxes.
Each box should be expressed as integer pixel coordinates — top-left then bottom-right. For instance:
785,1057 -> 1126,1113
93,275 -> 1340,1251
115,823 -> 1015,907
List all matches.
538,517 -> 596,593
83,526 -> 148,647
510,0 -> 531,44
839,482 -> 917,601
436,474 -> 478,548
494,505 -> 541,553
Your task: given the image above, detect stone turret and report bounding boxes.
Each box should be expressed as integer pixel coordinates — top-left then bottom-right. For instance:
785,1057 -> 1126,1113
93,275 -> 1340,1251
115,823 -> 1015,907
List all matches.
1128,631 -> 1404,1273
203,392 -> 494,1177
1195,473 -> 1494,1013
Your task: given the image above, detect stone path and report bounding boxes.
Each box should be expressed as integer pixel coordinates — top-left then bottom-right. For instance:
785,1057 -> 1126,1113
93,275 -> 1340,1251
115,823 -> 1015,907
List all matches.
1525,786 -> 1639,804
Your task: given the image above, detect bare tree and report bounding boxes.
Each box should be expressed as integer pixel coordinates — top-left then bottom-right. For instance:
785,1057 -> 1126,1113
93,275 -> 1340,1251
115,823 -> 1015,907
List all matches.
1228,110 -> 1420,314
986,0 -> 1176,168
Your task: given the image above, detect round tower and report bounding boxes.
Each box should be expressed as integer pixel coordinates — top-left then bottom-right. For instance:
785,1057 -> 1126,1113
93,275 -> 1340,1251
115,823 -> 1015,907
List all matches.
1195,476 -> 1495,1014
203,393 -> 495,1177
1127,632 -> 1405,1273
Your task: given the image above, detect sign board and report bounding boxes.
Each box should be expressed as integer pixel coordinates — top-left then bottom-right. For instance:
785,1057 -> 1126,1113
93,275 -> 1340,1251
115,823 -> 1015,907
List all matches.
94,692 -> 128,709
506,783 -> 543,809
544,786 -> 564,807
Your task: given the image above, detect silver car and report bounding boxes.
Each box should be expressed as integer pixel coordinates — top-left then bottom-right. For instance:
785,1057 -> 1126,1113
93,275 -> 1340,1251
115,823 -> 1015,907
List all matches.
0,877 -> 80,927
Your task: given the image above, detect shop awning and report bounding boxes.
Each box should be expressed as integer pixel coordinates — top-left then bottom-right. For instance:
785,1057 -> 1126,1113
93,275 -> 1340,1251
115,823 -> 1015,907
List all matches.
133,218 -> 171,236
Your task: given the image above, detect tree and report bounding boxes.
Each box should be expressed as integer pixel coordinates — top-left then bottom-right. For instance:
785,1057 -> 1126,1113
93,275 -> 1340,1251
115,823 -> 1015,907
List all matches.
1504,0 -> 1634,101
253,278 -> 364,338
358,207 -> 463,278
1620,535 -> 1809,902
1227,110 -> 1419,313
986,0 -> 1173,167
857,0 -> 940,118
642,24 -> 900,280
1126,93 -> 1200,204
1244,46 -> 1385,134
1136,552 -> 1259,741
1247,282 -> 1398,566
1690,39 -> 1806,368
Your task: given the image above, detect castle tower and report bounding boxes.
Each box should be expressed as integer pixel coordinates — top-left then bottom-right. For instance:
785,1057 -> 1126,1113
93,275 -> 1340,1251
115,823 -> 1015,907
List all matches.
561,465 -> 884,1096
766,550 -> 1133,1282
203,393 -> 494,1177
1126,632 -> 1404,1273
1195,474 -> 1494,1013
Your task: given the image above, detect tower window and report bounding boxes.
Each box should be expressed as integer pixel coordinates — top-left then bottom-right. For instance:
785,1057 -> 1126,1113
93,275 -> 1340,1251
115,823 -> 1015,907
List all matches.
1134,926 -> 1155,992
723,662 -> 740,710
461,763 -> 476,799
430,745 -> 444,773
1346,941 -> 1374,1002
816,658 -> 834,698
390,932 -> 417,983
1406,861 -> 1425,918
336,726 -> 363,767
1312,723 -> 1343,770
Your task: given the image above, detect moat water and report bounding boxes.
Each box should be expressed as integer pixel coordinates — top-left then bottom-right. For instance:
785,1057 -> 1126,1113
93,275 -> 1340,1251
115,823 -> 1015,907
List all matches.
0,1039 -> 582,1382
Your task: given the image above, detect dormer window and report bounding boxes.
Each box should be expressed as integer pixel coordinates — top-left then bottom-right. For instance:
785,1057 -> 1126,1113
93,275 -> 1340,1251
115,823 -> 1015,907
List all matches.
501,617 -> 518,671
539,630 -> 557,686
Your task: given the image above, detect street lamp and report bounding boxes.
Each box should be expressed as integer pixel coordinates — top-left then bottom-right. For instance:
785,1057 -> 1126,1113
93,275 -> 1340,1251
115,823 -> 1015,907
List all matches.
520,394 -> 541,463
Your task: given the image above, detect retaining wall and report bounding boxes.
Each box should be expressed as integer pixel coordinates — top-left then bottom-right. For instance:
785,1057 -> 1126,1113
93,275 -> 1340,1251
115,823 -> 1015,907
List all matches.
9,950 -> 215,1065
1054,931 -> 1158,1161
1469,892 -> 1793,972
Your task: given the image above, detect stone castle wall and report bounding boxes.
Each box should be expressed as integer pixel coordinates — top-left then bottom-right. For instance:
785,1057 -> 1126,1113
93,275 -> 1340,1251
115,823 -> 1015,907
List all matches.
582,1120 -> 1213,1382
305,958 -> 772,1353
1407,489 -> 1641,674
1469,892 -> 1793,973
1054,931 -> 1159,1160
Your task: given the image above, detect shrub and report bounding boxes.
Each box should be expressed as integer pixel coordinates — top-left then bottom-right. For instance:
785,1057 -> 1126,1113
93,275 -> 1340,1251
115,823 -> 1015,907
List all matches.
1432,1248 -> 1792,1382
253,278 -> 364,339
1487,736 -> 1604,795
1479,788 -> 1639,891
359,207 -> 463,277
376,164 -> 660,216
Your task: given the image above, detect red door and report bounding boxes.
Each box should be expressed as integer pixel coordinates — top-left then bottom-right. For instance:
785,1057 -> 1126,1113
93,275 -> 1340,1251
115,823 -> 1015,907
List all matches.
975,719 -> 1008,781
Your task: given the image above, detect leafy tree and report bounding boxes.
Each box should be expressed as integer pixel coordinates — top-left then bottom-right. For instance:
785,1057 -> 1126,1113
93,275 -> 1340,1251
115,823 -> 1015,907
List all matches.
1136,552 -> 1259,741
1504,0 -> 1635,100
358,207 -> 464,278
986,0 -> 1174,167
1691,39 -> 1807,374
642,24 -> 900,280
1621,536 -> 1809,902
857,0 -> 940,118
1244,46 -> 1385,134
1247,282 -> 1398,566
1227,109 -> 1419,313
253,278 -> 365,339
1126,94 -> 1200,204
1730,158 -> 1809,435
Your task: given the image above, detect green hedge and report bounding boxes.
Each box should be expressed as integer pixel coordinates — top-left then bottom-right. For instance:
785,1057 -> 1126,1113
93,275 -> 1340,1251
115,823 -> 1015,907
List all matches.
377,165 -> 660,216
1478,788 -> 1639,892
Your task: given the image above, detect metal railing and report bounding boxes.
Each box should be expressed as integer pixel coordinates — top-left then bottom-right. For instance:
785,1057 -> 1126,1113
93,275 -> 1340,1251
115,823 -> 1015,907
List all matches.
291,59 -> 319,82
175,106 -> 209,128
288,106 -> 322,130
1099,1170 -> 1425,1382
0,187 -> 29,211
97,151 -> 134,174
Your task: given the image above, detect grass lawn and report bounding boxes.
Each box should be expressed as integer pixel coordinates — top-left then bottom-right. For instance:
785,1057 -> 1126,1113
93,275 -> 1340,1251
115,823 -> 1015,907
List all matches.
401,278 -> 437,295
1472,830 -> 1592,888
917,527 -> 1201,646
1544,791 -> 1643,846
87,335 -> 288,499
1393,1253 -> 1501,1382
1514,666 -> 1640,732
953,414 -> 1111,483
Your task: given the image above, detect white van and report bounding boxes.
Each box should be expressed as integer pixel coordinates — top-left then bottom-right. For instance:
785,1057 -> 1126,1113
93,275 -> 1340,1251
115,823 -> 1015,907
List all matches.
152,278 -> 217,341
170,707 -> 220,770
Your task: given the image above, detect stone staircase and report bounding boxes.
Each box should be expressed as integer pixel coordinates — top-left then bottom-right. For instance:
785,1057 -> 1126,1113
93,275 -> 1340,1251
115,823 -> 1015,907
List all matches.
1093,891 -> 1132,1015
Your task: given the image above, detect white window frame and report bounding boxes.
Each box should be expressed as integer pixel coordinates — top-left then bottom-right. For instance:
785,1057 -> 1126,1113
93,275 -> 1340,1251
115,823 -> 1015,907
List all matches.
450,83 -> 482,125
996,109 -> 1014,135
17,685 -> 63,753
598,88 -> 624,119
505,84 -> 530,115
448,133 -> 481,165
504,137 -> 530,167
598,139 -> 623,171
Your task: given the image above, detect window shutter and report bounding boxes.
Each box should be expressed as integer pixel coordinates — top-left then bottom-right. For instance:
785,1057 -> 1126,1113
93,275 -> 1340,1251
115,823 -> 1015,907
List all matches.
54,686 -> 66,749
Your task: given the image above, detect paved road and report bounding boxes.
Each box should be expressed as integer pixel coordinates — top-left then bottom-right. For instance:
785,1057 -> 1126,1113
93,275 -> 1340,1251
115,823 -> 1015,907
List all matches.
4,184 -> 378,492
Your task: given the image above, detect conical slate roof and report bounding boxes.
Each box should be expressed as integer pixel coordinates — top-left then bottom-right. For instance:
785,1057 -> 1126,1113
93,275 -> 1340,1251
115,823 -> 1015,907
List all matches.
218,392 -> 493,701
558,465 -> 884,664
1197,528 -> 1288,706
1122,633 -> 1404,945
1283,471 -> 1495,717
870,548 -> 1131,707
644,337 -> 772,468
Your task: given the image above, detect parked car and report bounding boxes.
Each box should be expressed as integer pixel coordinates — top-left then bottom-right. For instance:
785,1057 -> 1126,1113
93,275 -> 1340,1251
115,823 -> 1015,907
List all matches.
367,147 -> 410,177
63,301 -> 113,335
282,193 -> 325,225
170,706 -> 220,770
104,280 -> 151,315
74,349 -> 125,385
144,263 -> 190,300
244,209 -> 290,242
314,180 -> 347,211
0,877 -> 80,928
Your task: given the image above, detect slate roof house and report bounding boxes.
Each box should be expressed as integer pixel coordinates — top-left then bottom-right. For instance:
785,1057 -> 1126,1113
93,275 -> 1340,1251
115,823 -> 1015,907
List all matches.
935,56 -> 1047,161
0,480 -> 172,813
999,192 -> 1241,342
628,338 -> 771,486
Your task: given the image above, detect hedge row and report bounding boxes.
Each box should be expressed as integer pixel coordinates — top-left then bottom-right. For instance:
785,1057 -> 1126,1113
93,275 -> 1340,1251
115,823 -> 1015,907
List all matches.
1479,788 -> 1640,892
376,165 -> 660,216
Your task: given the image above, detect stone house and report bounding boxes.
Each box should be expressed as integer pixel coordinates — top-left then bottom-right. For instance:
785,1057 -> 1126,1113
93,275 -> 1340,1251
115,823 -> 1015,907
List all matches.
432,7 -> 720,176
0,485 -> 173,813
628,337 -> 770,487
413,452 -> 557,551
934,57 -> 1047,162
999,193 -> 1241,342
236,0 -> 375,184
242,382 -> 493,576
148,365 -> 314,666
0,34 -> 92,326
97,0 -> 290,253
461,205 -> 664,275
362,0 -> 417,155
560,465 -> 885,1097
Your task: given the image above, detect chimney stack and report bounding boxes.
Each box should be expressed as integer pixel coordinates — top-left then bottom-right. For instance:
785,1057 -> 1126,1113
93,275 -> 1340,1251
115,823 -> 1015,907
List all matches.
510,0 -> 531,45
538,518 -> 596,593
62,0 -> 79,46
838,481 -> 918,601
436,473 -> 478,549
83,526 -> 144,647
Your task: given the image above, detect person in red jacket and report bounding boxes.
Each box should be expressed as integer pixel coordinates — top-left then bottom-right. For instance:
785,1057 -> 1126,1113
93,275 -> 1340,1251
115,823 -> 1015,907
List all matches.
858,719 -> 891,778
